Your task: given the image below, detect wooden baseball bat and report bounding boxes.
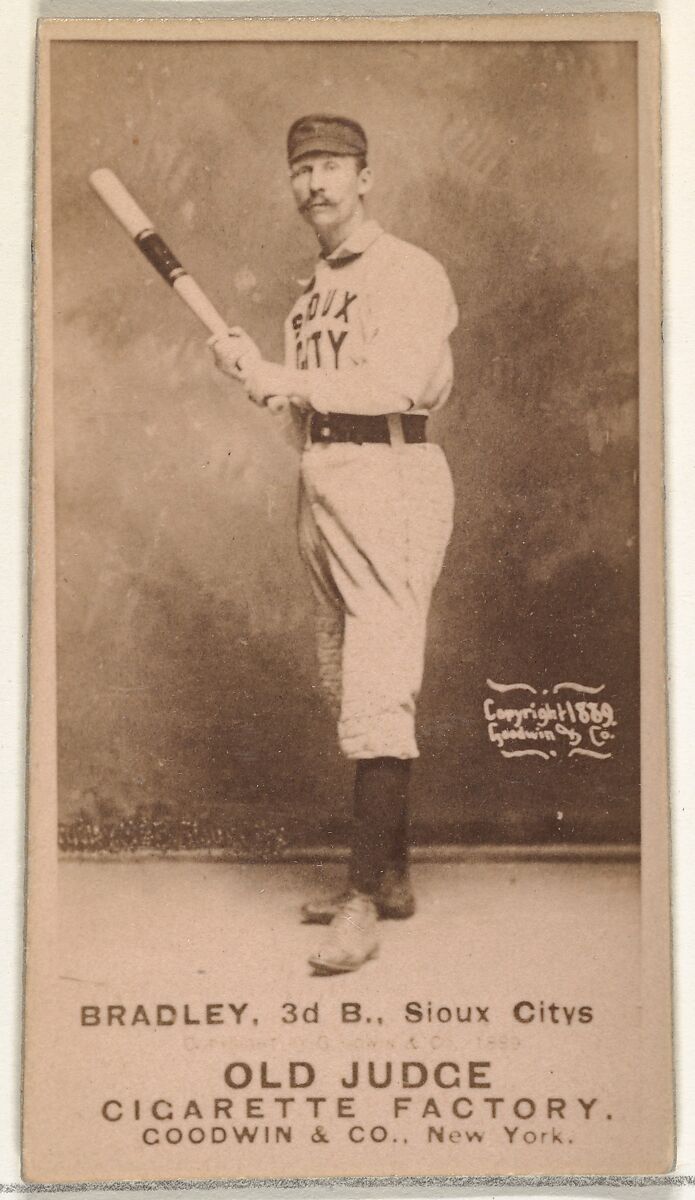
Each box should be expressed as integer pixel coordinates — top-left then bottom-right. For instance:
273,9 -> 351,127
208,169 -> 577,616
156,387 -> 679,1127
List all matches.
89,168 -> 231,337
89,168 -> 287,411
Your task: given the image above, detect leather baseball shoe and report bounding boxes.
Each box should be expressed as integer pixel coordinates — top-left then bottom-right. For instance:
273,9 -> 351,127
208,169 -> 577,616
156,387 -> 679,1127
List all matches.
308,892 -> 379,975
301,871 -> 416,924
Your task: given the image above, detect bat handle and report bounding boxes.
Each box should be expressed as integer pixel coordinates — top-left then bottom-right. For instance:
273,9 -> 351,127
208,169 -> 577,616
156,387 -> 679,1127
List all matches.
173,275 -> 230,339
179,276 -> 289,414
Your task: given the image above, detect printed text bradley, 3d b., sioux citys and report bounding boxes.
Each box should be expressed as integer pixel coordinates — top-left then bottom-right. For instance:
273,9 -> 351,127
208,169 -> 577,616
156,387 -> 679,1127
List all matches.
79,998 -> 595,1028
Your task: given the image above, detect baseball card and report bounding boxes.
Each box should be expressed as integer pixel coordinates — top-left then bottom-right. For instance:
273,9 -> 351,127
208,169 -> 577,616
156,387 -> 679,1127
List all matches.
24,13 -> 671,1183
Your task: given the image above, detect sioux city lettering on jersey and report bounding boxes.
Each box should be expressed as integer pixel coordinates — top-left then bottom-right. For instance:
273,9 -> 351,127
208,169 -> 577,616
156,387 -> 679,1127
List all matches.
291,285 -> 357,370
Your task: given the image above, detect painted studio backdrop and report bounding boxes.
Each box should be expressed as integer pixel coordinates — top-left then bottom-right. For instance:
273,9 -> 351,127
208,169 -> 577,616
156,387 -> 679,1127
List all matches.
51,39 -> 639,852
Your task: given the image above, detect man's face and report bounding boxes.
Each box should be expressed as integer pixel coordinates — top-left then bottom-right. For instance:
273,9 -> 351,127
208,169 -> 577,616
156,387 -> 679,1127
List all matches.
289,152 -> 372,235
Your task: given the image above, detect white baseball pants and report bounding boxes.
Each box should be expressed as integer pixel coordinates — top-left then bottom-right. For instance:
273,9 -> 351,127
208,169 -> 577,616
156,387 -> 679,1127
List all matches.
298,441 -> 454,759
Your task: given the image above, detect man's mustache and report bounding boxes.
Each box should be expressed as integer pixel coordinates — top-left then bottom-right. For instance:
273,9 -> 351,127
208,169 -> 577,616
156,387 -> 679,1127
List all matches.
301,197 -> 334,212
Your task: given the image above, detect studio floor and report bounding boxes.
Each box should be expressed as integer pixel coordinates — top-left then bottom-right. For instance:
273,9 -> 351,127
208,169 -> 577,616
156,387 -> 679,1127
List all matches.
57,857 -> 640,994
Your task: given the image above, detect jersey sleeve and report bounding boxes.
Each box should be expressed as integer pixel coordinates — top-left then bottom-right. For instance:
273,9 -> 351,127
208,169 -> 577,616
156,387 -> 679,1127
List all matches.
365,254 -> 457,408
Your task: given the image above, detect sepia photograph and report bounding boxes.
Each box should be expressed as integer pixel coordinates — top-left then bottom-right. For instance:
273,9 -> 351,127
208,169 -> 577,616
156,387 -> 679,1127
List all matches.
23,14 -> 671,1183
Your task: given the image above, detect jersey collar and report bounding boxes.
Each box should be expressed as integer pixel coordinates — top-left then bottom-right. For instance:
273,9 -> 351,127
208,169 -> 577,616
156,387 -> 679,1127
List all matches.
322,219 -> 383,265
297,220 -> 383,289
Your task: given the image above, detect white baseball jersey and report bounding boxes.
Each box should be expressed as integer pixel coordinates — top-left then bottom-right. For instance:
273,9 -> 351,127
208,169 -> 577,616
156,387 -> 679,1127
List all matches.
272,219 -> 458,415
247,220 -> 458,417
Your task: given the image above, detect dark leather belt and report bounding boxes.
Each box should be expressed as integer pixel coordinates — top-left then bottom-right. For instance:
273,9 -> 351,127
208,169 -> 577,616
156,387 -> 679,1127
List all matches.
309,412 -> 428,445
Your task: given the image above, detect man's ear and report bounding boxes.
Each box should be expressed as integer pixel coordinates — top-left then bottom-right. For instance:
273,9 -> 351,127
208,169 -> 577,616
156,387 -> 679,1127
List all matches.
358,166 -> 374,198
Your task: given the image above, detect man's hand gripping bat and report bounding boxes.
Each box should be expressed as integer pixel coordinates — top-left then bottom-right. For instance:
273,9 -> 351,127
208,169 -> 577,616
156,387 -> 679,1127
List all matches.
89,168 -> 287,412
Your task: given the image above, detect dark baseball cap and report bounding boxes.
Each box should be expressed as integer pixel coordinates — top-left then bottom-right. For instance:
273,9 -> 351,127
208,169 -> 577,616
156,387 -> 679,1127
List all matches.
287,115 -> 368,164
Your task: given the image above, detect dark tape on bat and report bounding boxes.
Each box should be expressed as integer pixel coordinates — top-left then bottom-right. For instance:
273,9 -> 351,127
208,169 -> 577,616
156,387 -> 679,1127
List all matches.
135,231 -> 185,286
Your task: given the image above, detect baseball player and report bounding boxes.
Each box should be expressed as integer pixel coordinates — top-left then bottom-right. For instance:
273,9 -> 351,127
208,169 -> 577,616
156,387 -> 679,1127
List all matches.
210,115 -> 457,974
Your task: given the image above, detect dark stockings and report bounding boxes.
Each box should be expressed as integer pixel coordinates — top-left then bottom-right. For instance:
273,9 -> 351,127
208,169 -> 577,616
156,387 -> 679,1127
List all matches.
350,756 -> 411,894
